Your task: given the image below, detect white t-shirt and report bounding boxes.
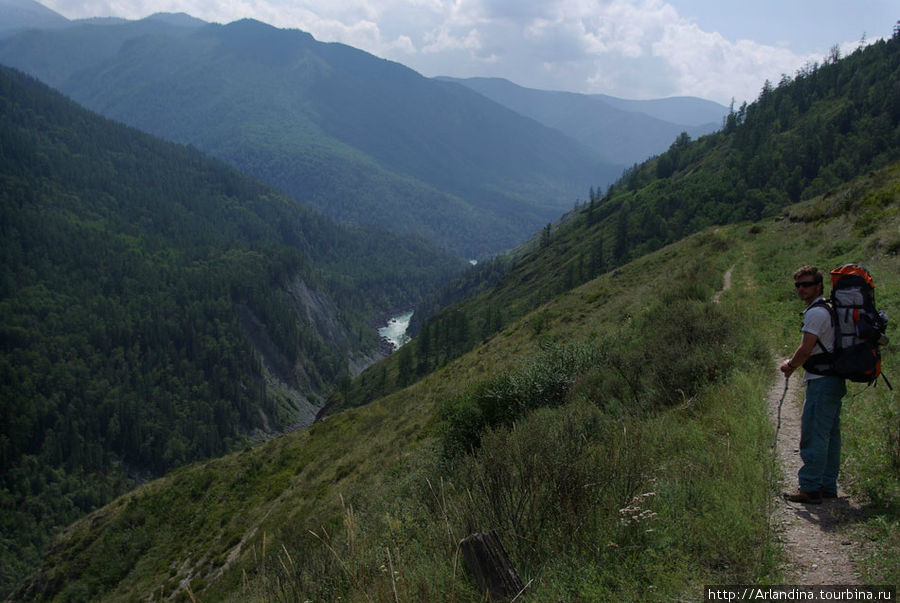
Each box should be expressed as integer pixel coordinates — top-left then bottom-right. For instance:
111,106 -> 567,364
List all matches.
802,298 -> 835,382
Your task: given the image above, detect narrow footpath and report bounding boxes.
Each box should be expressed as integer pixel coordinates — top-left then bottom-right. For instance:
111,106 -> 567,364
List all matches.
716,263 -> 862,584
768,372 -> 862,584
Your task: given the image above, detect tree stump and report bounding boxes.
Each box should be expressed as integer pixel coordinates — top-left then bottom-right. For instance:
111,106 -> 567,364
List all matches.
458,530 -> 524,600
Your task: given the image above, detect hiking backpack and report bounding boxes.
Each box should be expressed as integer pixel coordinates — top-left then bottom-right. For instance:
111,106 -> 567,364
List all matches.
803,263 -> 891,387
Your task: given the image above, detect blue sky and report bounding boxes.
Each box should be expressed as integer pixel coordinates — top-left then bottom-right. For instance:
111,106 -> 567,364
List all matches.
41,0 -> 897,105
669,0 -> 890,53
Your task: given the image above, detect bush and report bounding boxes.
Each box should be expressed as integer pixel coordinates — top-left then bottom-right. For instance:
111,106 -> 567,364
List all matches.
640,298 -> 737,407
438,343 -> 599,458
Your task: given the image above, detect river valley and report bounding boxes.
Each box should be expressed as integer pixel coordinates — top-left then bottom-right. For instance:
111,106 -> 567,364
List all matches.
378,311 -> 413,350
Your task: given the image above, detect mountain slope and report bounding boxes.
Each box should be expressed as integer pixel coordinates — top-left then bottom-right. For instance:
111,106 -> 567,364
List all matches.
0,64 -> 464,595
12,162 -> 899,600
329,33 -> 900,412
6,22 -> 898,601
0,0 -> 68,32
438,76 -> 726,165
9,33 -> 900,599
0,15 -> 621,257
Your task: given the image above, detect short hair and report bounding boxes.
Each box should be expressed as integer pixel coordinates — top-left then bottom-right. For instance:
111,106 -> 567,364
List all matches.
793,265 -> 823,284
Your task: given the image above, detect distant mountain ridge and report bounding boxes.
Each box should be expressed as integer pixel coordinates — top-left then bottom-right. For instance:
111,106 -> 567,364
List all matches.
438,76 -> 727,165
591,93 -> 727,126
0,0 -> 203,31
0,12 -> 620,257
0,0 -> 68,31
0,3 -> 728,257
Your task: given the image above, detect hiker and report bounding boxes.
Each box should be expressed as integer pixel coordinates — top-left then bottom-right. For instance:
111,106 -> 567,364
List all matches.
779,265 -> 846,505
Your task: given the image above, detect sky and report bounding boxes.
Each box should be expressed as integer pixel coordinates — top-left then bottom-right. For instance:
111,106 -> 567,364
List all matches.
40,0 -> 897,106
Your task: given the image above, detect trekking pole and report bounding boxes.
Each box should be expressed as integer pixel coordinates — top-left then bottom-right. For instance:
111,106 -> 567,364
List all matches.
771,375 -> 790,449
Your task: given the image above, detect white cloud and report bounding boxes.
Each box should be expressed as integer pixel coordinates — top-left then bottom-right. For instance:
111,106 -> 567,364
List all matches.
421,26 -> 482,54
41,0 -> 885,105
650,19 -> 814,103
363,0 -> 808,104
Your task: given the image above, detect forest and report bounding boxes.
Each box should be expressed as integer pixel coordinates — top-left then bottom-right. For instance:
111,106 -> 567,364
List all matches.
0,65 -> 464,592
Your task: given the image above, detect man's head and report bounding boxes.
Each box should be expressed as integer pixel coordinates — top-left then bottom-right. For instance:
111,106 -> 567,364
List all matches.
793,265 -> 824,303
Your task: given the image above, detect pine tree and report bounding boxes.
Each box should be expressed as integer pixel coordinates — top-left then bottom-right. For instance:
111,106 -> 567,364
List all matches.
540,223 -> 552,248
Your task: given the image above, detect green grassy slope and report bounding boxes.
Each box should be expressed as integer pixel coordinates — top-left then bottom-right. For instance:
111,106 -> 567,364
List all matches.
14,164 -> 898,600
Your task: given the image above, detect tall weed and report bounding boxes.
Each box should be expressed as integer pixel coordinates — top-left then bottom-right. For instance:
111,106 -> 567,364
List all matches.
439,292 -> 762,460
450,401 -> 646,567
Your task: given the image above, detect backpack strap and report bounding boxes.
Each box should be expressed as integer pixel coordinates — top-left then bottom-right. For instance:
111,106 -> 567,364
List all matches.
804,298 -> 836,352
802,299 -> 838,376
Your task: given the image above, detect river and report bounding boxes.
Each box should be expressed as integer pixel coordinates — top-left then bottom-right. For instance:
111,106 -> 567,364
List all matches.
378,311 -> 413,350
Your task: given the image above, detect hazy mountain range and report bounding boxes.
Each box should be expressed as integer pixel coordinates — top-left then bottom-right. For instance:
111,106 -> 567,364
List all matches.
0,0 -> 727,258
438,76 -> 726,166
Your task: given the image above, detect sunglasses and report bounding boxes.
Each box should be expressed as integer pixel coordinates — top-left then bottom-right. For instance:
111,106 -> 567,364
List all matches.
794,281 -> 819,289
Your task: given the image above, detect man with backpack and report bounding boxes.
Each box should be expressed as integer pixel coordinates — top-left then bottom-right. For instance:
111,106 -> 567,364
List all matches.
779,265 -> 847,505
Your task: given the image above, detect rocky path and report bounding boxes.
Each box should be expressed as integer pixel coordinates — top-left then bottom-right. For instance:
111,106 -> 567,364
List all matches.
768,368 -> 863,584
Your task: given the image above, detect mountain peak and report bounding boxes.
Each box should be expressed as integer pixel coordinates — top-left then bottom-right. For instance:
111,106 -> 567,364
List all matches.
212,17 -> 316,45
143,12 -> 207,28
0,0 -> 69,31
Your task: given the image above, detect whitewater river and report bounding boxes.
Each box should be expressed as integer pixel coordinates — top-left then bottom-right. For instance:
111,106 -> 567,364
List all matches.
379,311 -> 413,350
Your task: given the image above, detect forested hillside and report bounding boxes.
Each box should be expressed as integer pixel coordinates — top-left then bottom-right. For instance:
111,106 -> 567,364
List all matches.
329,30 -> 900,412
0,65 -> 464,594
11,161 -> 898,600
0,15 -> 621,257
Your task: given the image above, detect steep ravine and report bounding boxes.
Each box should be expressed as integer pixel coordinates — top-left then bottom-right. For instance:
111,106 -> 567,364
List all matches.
237,277 -> 390,435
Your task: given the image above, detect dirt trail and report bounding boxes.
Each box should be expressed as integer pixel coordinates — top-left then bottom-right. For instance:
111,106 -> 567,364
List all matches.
713,265 -> 733,304
768,372 -> 863,584
716,264 -> 861,583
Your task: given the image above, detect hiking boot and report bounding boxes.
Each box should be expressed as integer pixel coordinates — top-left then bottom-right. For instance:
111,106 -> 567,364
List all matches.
783,489 -> 822,504
821,490 -> 838,499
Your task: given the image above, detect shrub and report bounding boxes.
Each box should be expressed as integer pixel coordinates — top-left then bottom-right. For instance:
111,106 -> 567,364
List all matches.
438,342 -> 599,458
